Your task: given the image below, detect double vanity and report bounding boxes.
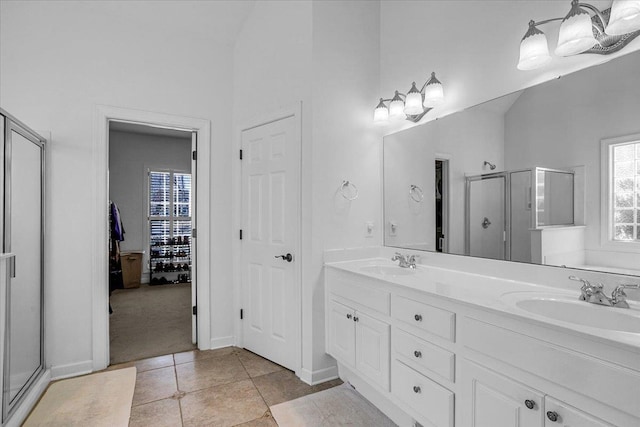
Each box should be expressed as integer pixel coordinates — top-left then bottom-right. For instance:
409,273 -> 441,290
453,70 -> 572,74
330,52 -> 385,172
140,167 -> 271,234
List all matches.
324,254 -> 640,427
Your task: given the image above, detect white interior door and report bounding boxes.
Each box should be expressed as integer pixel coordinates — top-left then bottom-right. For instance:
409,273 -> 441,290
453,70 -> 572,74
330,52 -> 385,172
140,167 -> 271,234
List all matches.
241,115 -> 299,371
468,176 -> 506,260
191,131 -> 197,344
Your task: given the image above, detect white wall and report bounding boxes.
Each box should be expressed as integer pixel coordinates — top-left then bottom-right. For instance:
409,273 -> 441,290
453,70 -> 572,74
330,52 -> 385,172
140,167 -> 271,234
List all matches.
108,130 -> 192,276
0,1 -> 241,372
379,0 -> 640,137
233,0 -> 381,380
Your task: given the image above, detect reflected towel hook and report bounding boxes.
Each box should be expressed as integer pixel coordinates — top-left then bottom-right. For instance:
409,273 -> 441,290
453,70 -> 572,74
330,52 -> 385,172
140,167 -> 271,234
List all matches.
409,184 -> 424,202
340,180 -> 359,201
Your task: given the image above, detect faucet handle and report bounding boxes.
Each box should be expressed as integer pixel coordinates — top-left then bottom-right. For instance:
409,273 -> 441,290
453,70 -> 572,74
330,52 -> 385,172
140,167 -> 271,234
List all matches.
569,275 -> 590,287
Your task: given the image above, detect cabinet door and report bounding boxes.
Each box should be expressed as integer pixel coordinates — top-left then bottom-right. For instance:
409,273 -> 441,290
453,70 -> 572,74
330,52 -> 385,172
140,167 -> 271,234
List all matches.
462,361 -> 543,427
544,397 -> 613,427
328,300 -> 356,367
355,311 -> 390,391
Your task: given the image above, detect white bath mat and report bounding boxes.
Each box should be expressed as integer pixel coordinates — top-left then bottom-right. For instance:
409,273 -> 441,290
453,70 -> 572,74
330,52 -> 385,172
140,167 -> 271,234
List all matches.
23,367 -> 136,427
270,382 -> 396,426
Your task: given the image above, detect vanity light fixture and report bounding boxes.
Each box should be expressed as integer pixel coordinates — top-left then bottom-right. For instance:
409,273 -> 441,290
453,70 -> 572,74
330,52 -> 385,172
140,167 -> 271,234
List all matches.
373,72 -> 444,125
517,0 -> 640,71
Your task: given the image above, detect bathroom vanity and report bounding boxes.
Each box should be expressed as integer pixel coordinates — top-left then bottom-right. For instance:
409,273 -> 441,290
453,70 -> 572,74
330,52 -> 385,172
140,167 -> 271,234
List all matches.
324,256 -> 640,427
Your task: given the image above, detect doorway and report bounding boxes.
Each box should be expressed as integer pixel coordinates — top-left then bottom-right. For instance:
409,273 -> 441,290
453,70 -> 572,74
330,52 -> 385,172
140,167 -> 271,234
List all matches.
240,113 -> 301,373
435,159 -> 449,253
107,121 -> 197,364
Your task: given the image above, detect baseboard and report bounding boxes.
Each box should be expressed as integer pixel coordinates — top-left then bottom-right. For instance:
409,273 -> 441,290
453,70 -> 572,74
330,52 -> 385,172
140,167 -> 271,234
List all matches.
3,369 -> 50,427
50,360 -> 93,380
298,365 -> 339,386
337,363 -> 413,427
208,336 -> 234,351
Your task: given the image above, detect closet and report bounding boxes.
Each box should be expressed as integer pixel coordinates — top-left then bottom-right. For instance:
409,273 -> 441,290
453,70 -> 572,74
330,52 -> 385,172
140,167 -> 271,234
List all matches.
0,109 -> 46,425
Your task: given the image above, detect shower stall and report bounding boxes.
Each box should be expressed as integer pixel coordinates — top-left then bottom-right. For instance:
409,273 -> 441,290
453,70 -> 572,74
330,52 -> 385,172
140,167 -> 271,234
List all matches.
465,167 -> 574,262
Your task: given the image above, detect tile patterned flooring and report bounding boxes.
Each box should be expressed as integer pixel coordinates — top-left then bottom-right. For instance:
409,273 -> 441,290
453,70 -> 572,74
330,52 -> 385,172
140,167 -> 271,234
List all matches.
107,347 -> 343,427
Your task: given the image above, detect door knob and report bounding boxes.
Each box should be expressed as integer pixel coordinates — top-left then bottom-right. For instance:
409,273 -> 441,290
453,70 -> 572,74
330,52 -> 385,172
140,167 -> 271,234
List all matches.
275,253 -> 293,262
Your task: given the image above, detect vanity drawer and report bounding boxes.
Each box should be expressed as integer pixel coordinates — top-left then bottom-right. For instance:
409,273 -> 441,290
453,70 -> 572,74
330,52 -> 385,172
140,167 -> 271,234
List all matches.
329,273 -> 390,315
393,328 -> 455,382
392,295 -> 455,342
392,359 -> 454,427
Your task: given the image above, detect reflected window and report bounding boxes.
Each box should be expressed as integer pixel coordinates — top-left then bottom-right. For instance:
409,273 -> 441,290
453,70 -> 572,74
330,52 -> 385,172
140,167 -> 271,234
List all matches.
610,141 -> 640,242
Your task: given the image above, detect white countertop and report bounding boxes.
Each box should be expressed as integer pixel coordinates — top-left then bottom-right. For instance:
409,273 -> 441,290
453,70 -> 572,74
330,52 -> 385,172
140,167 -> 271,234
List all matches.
325,257 -> 640,351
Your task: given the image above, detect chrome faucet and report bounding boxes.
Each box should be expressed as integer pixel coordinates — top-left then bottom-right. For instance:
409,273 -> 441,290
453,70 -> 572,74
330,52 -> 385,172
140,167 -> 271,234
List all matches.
569,276 -> 639,309
391,252 -> 418,269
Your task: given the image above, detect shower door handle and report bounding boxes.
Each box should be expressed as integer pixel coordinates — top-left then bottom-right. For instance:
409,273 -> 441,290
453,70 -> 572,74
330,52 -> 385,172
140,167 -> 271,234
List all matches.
8,254 -> 16,278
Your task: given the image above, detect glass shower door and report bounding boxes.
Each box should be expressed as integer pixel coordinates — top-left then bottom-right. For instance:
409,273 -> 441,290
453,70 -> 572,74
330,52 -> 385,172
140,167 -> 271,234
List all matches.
2,118 -> 45,422
466,174 -> 507,260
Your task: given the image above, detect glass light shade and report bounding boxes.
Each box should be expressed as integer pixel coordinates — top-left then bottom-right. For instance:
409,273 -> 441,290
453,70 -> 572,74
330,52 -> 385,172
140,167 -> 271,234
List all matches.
389,91 -> 405,119
373,99 -> 389,124
606,0 -> 640,35
404,82 -> 424,115
423,73 -> 444,107
555,5 -> 598,56
517,26 -> 552,70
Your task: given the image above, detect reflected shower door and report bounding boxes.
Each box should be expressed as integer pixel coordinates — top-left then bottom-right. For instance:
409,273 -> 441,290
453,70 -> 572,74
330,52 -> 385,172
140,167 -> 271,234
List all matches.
466,175 -> 507,260
2,121 -> 44,421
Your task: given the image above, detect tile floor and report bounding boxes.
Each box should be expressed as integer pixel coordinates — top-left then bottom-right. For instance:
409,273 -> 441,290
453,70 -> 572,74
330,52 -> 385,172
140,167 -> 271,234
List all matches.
107,347 -> 343,427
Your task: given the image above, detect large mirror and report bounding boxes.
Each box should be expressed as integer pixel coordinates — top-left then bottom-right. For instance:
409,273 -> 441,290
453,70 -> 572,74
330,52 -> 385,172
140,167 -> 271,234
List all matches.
384,51 -> 640,277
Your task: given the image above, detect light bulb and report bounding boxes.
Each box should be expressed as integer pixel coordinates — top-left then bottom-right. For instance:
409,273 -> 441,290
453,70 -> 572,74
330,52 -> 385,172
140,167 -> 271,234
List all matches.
607,0 -> 640,35
555,0 -> 598,56
373,99 -> 389,124
423,72 -> 444,107
404,82 -> 424,115
389,91 -> 405,119
517,21 -> 552,70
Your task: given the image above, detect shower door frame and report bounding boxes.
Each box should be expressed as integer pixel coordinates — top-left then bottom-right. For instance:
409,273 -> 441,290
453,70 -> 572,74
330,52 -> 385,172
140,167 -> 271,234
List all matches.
1,108 -> 47,423
531,167 -> 576,229
464,172 -> 511,260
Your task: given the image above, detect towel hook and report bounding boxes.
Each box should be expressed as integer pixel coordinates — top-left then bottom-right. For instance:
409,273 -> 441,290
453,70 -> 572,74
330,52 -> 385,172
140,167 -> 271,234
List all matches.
340,180 -> 359,201
409,184 -> 424,202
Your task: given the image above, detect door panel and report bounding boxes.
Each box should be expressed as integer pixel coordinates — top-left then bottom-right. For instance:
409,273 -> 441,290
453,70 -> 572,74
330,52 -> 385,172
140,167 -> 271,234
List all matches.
462,361 -> 542,427
2,120 -> 45,421
328,300 -> 355,366
241,115 -> 299,371
468,176 -> 507,260
355,311 -> 390,391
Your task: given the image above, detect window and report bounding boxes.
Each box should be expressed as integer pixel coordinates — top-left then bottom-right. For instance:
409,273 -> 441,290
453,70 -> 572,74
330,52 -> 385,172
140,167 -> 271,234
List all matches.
149,170 -> 192,249
608,140 -> 640,242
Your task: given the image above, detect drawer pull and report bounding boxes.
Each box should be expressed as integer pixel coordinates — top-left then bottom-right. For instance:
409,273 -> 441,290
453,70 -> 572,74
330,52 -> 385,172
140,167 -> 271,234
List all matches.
346,314 -> 352,319
414,314 -> 423,322
354,316 -> 359,322
414,350 -> 422,358
546,411 -> 558,422
413,386 -> 421,394
524,399 -> 535,410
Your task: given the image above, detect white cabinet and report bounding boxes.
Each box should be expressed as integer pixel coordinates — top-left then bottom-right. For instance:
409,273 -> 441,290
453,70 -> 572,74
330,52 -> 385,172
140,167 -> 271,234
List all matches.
328,300 -> 390,391
544,397 -> 613,427
461,360 -> 614,427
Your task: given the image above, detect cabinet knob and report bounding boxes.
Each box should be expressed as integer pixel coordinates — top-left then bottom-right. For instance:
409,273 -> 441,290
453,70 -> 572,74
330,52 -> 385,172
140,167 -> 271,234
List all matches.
546,411 -> 559,422
413,386 -> 421,394
524,399 -> 535,410
414,314 -> 423,322
354,316 -> 359,322
414,350 -> 422,358
346,314 -> 352,319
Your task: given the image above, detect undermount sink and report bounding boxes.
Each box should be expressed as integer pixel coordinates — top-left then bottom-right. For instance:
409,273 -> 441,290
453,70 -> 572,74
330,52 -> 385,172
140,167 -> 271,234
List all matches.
359,265 -> 416,276
502,292 -> 640,333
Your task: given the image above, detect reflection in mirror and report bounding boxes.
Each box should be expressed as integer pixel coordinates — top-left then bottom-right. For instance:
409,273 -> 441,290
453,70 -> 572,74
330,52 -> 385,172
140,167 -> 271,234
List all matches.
383,51 -> 640,277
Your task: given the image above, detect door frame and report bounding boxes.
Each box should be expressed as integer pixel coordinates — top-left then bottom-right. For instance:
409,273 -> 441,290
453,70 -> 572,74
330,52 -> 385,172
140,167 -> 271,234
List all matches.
233,104 -> 302,376
92,105 -> 211,371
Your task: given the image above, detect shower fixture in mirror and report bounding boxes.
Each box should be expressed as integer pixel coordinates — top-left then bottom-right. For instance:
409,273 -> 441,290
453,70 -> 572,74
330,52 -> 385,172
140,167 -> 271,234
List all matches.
518,0 -> 640,70
383,50 -> 640,277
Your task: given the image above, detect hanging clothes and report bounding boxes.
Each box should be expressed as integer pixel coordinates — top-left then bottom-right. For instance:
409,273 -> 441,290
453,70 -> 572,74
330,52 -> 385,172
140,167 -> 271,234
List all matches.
110,201 -> 126,241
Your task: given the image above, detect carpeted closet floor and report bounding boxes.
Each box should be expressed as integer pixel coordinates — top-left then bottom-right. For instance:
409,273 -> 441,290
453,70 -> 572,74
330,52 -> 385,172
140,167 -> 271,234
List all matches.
109,283 -> 196,364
